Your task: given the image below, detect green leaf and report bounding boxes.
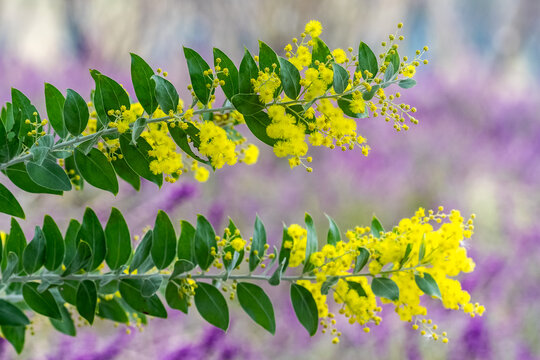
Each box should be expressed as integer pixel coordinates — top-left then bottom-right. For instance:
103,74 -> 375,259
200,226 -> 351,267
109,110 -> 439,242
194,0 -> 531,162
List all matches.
151,75 -> 179,115
243,112 -> 276,146
26,158 -> 72,191
236,282 -> 275,334
320,276 -> 339,295
383,62 -> 395,83
418,235 -> 426,263
194,215 -> 217,271
63,89 -> 89,136
0,183 -> 25,218
385,51 -> 400,80
76,280 -> 97,324
130,230 -> 153,272
259,41 -> 280,75
43,215 -> 65,271
231,93 -> 264,116
357,42 -> 379,80
332,63 -> 349,94
278,225 -> 293,272
238,48 -> 259,94
222,219 -> 244,278
119,133 -> 162,187
77,207 -> 106,271
1,325 -> 25,354
2,253 -> 19,282
268,258 -> 285,286
194,282 -> 229,331
29,140 -> 52,165
50,304 -> 76,336
353,247 -> 370,273
371,216 -> 385,238
399,243 -> 413,268
12,88 -> 40,146
183,47 -> 213,105
63,219 -> 80,267
62,241 -> 92,276
371,277 -> 399,301
177,220 -> 197,265
249,215 -> 267,272
151,210 -> 176,270
58,281 -> 78,305
362,84 -> 380,101
105,208 -> 131,270
22,282 -> 61,319
415,273 -> 442,299
4,218 -> 25,272
4,163 -> 62,195
119,279 -> 167,318
302,213 -> 318,273
213,48 -> 239,100
0,113 -> 20,163
311,37 -> 332,67
64,155 -> 84,190
141,274 -> 162,297
337,93 -> 368,119
131,117 -> 147,144
170,259 -> 195,280
290,283 -> 318,336
165,280 -> 189,314
44,83 -> 67,138
278,57 -> 301,100
77,136 -> 99,155
97,297 -> 129,323
325,214 -> 340,246
347,281 -> 367,297
399,79 -> 416,89
90,70 -> 130,127
74,148 -> 118,195
112,156 -> 140,191
0,300 -> 29,326
130,53 -> 158,115
168,122 -> 211,165
22,226 -> 46,274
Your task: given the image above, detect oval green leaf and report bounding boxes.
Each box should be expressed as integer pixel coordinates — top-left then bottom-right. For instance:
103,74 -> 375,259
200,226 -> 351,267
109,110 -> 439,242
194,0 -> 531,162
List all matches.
237,282 -> 275,334
130,53 -> 158,115
43,215 -> 65,271
0,183 -> 25,219
194,282 -> 229,331
63,89 -> 89,136
290,283 -> 318,336
183,47 -> 212,105
371,277 -> 399,301
105,207 -> 131,270
26,158 -> 72,191
151,210 -> 176,270
76,280 -> 97,324
415,273 -> 442,299
194,215 -> 217,271
22,282 -> 61,319
0,300 -> 29,326
74,148 -> 118,195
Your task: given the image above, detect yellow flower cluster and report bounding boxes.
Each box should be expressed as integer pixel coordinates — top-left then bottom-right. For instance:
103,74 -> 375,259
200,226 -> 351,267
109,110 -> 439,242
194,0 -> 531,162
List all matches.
107,103 -> 144,133
142,122 -> 184,183
286,224 -> 308,267
301,65 -> 333,101
266,105 -> 308,158
252,70 -> 281,104
197,121 -> 238,169
286,207 -> 483,342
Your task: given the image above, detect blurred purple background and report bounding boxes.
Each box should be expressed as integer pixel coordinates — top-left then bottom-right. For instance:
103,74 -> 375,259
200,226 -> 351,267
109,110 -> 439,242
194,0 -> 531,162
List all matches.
1,0 -> 539,359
